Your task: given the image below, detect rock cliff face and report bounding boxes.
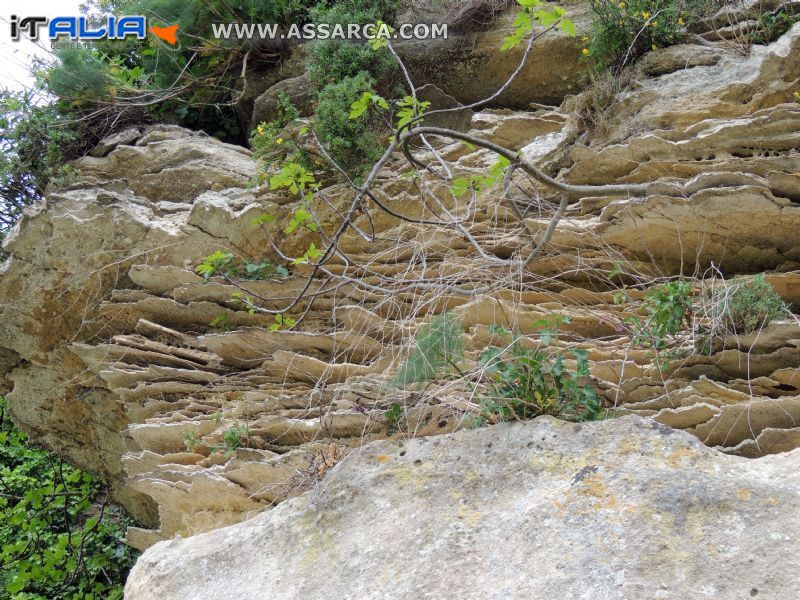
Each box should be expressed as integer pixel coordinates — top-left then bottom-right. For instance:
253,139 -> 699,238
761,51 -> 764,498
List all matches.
1,1 -> 800,585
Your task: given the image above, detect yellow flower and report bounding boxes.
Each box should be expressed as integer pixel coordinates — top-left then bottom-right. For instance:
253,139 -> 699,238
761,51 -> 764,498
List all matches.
618,1 -> 625,7
276,137 -> 284,144
677,17 -> 685,25
651,20 -> 658,27
651,43 -> 658,50
257,125 -> 265,134
642,11 -> 650,18
582,48 -> 589,55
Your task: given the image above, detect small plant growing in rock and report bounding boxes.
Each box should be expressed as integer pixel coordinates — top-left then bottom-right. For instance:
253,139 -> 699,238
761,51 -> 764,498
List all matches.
196,251 -> 289,284
704,274 -> 790,335
184,430 -> 201,452
384,402 -> 407,434
394,312 -> 464,385
210,313 -> 233,331
479,330 -> 603,423
212,424 -> 249,456
196,250 -> 237,282
626,280 -> 694,349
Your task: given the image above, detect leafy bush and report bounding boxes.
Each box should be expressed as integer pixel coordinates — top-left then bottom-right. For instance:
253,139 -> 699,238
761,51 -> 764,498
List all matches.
585,0 -> 711,69
705,274 -> 790,335
315,72 -> 387,177
0,90 -> 82,228
750,5 -> 800,45
250,93 -> 302,180
479,330 -> 603,422
0,398 -> 138,599
626,280 -> 694,349
307,0 -> 400,86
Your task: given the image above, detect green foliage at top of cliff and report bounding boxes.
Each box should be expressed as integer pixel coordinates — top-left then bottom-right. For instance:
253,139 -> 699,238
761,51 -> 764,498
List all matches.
0,398 -> 139,599
584,0 -> 717,70
0,90 -> 83,231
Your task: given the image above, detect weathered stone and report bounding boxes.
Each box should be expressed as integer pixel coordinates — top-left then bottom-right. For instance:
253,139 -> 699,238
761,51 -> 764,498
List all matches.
415,84 -> 475,132
250,73 -> 314,131
89,127 -> 142,157
126,416 -> 800,600
3,20 -> 800,558
397,2 -> 593,107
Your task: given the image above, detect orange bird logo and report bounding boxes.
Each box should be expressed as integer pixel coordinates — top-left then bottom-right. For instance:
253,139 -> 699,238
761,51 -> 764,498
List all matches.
149,24 -> 179,45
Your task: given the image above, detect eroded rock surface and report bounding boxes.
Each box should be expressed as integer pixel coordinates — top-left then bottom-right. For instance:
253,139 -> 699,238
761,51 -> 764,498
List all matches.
125,415 -> 800,600
2,13 -> 800,556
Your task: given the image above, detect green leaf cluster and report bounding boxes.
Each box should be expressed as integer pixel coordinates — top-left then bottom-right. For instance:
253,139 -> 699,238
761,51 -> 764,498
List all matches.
451,157 -> 511,197
625,280 -> 693,349
706,274 -> 790,335
195,251 -> 288,282
0,398 -> 138,599
585,0 -> 711,70
0,90 -> 82,228
502,0 -> 577,51
479,329 -> 602,422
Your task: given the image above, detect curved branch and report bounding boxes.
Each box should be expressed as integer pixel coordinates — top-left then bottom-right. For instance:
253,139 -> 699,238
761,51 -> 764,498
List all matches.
400,126 -> 650,200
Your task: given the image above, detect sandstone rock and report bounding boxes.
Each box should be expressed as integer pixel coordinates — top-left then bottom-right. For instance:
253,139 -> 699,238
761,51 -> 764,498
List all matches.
250,73 -> 314,131
4,23 -> 800,555
125,415 -> 800,600
415,84 -> 475,132
89,127 -> 142,157
397,2 -> 593,107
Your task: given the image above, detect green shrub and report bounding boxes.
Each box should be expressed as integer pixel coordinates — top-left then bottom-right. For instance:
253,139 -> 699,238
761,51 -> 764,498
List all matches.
585,0 -> 711,69
384,402 -> 407,433
195,250 -> 288,282
0,398 -> 138,599
626,280 -> 694,349
307,0 -> 400,86
216,424 -> 249,455
314,72 -> 387,178
479,339 -> 602,422
706,274 -> 790,335
0,90 -> 82,228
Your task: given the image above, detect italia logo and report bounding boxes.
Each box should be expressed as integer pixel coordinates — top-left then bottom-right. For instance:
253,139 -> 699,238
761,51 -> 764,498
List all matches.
10,15 -> 179,44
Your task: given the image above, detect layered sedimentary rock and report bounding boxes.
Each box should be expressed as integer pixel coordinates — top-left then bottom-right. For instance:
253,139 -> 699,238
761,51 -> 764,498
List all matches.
2,15 -> 800,555
125,415 -> 800,600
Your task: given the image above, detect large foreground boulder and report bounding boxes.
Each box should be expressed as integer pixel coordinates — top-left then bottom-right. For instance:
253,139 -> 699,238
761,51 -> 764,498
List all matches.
126,415 -> 800,599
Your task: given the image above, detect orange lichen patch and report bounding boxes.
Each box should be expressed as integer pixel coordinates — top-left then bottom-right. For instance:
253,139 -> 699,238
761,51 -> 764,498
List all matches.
375,454 -> 391,463
736,488 -> 752,501
667,447 -> 697,467
553,472 -> 620,515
